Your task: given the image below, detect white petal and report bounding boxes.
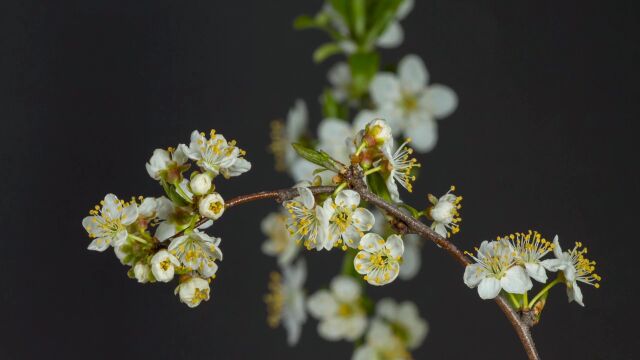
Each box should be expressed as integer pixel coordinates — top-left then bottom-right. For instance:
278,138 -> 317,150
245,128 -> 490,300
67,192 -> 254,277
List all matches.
525,263 -> 548,283
155,221 -> 176,241
318,317 -> 345,341
422,84 -> 458,118
359,233 -> 385,252
477,277 -> 501,299
376,298 -> 397,319
396,0 -> 415,19
334,189 -> 360,208
405,112 -> 437,153
287,99 -> 308,139
552,235 -> 563,258
370,73 -> 401,106
376,20 -> 404,48
343,315 -> 367,341
501,266 -> 533,294
307,290 -> 337,319
87,237 -> 110,252
385,234 -> 404,258
399,235 -> 421,280
342,226 -> 363,248
463,263 -> 485,288
120,203 -> 138,225
568,282 -> 584,306
351,208 -> 375,231
297,187 -> 315,209
385,172 -> 401,203
540,258 -> 565,272
354,251 -> 372,275
563,265 -> 577,283
331,276 -> 361,303
399,54 -> 428,94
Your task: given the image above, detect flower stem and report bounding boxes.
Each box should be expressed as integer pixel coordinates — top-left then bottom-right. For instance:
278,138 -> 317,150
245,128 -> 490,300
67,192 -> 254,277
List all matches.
522,292 -> 529,310
333,182 -> 348,195
530,277 -> 562,307
363,166 -> 383,176
128,233 -> 148,244
507,292 -> 521,309
354,141 -> 366,156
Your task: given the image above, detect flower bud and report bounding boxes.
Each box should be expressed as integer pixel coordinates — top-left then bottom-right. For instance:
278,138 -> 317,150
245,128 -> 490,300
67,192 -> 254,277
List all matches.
150,249 -> 180,283
175,276 -> 210,308
199,192 -> 225,220
133,262 -> 152,283
190,173 -> 212,195
364,119 -> 392,147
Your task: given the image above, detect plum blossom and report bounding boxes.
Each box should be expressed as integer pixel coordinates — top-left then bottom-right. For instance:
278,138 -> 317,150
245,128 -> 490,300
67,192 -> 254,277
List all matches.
264,259 -> 307,346
83,194 -> 138,251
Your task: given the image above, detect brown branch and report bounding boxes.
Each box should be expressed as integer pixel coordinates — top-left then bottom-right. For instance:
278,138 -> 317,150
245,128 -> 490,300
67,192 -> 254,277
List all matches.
165,171 -> 540,359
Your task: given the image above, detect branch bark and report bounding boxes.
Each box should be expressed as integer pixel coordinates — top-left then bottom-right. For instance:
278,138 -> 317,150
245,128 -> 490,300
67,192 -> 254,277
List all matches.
170,175 -> 540,359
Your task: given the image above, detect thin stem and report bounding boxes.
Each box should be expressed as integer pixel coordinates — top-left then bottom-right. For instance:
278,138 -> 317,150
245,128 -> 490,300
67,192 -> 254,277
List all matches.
523,291 -> 529,310
333,182 -> 348,195
354,141 -> 366,156
508,292 -> 521,309
363,166 -> 383,176
128,233 -> 148,244
530,277 -> 561,307
166,168 -> 540,359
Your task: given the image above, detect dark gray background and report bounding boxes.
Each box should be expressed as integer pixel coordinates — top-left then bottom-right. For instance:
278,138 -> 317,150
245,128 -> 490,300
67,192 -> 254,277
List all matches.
1,0 -> 638,358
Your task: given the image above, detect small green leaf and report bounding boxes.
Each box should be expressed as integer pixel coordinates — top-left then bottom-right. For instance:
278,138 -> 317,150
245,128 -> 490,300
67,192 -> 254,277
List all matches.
366,172 -> 392,202
293,14 -> 317,30
351,0 -> 366,39
292,143 -> 342,172
313,42 -> 342,63
161,180 -> 189,207
364,0 -> 403,47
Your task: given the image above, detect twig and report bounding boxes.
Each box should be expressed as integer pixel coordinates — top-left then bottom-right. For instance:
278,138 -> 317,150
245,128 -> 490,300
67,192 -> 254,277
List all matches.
165,171 -> 540,359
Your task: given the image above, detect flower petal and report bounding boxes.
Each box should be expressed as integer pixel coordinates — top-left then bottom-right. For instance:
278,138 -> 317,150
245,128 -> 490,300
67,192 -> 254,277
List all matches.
421,84 -> 458,118
376,20 -> 404,48
331,275 -> 361,303
385,234 -> 404,258
404,112 -> 437,153
399,54 -> 428,94
334,189 -> 360,208
370,73 -> 402,106
525,263 -> 548,283
351,208 -> 375,231
463,263 -> 486,288
477,277 -> 501,299
297,186 -> 315,209
359,233 -> 385,252
307,290 -> 337,319
87,237 -> 111,252
501,266 -> 533,294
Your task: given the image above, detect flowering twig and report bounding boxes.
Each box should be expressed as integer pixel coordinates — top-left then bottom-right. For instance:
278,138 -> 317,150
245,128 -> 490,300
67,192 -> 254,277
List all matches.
189,167 -> 540,360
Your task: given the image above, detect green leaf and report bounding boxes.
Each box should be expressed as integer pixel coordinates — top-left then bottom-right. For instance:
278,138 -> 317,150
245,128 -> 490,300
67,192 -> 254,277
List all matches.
329,0 -> 349,23
293,14 -> 317,30
161,180 -> 189,207
292,143 -> 343,172
366,172 -> 392,202
313,42 -> 342,63
349,51 -> 379,97
364,0 -> 403,47
351,0 -> 366,39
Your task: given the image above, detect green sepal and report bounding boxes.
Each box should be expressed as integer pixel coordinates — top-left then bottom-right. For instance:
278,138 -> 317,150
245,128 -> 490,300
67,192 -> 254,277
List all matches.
292,143 -> 343,173
161,179 -> 189,207
366,172 -> 392,202
399,203 -> 422,219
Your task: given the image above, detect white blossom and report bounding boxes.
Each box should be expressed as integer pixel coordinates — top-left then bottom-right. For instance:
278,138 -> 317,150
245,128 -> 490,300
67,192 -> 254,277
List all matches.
427,186 -> 462,238
261,212 -> 299,265
283,187 -> 330,251
399,234 -> 421,280
175,276 -> 210,308
376,0 -> 414,49
323,190 -> 375,250
508,231 -> 557,283
463,239 -> 533,299
168,230 -> 222,278
327,62 -> 351,102
354,233 -> 404,286
264,259 -> 307,346
133,262 -> 152,283
184,129 -> 251,178
145,146 -> 189,182
83,194 -> 138,251
150,249 -> 180,283
542,236 -> 601,306
154,196 -> 212,241
375,298 -> 428,349
370,54 -> 457,152
352,320 -> 411,360
378,141 -> 420,202
307,275 -> 367,341
198,192 -> 225,220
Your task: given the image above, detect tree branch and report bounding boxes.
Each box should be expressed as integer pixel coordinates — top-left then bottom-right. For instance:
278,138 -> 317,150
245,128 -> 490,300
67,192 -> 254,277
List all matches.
168,172 -> 540,359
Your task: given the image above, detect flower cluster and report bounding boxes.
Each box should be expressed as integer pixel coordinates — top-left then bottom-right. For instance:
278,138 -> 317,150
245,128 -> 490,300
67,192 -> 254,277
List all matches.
464,231 -> 601,309
83,129 -> 251,307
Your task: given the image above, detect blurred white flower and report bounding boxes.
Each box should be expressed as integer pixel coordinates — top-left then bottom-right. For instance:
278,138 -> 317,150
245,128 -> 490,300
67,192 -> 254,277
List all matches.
376,0 -> 414,49
150,249 -> 180,283
271,99 -> 309,175
354,233 -> 404,286
316,118 -> 360,164
323,190 -> 375,250
427,186 -> 462,238
463,239 -> 532,299
328,62 -> 351,102
133,262 -> 152,283
198,192 -> 225,220
370,54 -> 457,152
399,234 -> 421,280
261,212 -> 300,265
175,276 -> 210,308
352,320 -> 411,360
168,230 -> 222,278
264,259 -> 307,346
542,236 -> 601,306
184,129 -> 251,178
307,275 -> 367,341
375,298 -> 428,349
83,194 -> 138,251
145,146 -> 189,183
284,187 -> 330,251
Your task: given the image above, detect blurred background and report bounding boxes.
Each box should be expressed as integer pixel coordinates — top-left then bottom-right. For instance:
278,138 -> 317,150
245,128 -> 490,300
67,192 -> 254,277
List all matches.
1,0 -> 638,358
